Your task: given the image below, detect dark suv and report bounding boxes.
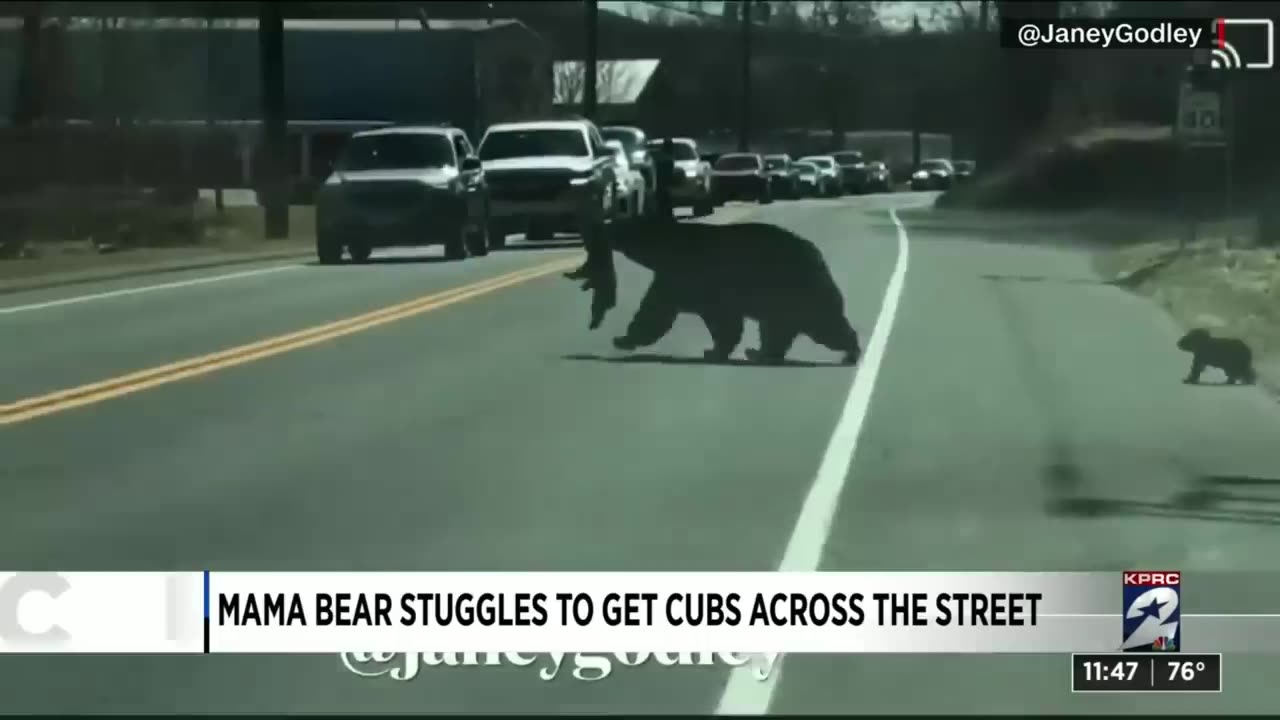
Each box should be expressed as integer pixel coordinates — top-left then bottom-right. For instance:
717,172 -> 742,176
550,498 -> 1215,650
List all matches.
315,126 -> 491,264
763,154 -> 801,199
832,150 -> 869,194
711,153 -> 772,204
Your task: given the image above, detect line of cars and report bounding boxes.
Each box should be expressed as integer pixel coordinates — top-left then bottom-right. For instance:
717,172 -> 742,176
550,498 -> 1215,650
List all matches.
690,149 -> 906,205
315,118 -> 722,265
311,117 -> 975,264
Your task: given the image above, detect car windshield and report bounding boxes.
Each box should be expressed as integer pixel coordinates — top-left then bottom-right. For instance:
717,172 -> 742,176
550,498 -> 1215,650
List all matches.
764,157 -> 789,170
667,143 -> 699,161
794,163 -> 817,175
922,159 -> 953,171
336,133 -> 454,171
602,128 -> 644,151
716,155 -> 760,171
833,152 -> 864,165
802,157 -> 833,169
478,128 -> 588,160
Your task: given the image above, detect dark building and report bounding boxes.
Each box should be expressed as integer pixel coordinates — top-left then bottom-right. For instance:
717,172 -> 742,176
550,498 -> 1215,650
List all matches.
0,18 -> 552,190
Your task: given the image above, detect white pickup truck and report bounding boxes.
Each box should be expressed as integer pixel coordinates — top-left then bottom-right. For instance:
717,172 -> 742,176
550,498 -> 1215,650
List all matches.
477,119 -> 618,244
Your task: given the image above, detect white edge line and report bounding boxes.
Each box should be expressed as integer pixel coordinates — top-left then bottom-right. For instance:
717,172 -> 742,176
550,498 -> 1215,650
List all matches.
714,207 -> 911,716
0,264 -> 304,315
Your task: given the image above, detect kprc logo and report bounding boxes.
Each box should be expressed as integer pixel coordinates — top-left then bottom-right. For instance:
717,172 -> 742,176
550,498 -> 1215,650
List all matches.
1122,571 -> 1181,652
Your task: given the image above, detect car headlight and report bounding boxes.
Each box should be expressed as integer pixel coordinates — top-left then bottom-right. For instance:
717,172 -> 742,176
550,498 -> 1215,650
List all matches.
682,167 -> 697,178
912,171 -> 928,179
423,178 -> 461,192
630,151 -> 646,165
323,174 -> 342,186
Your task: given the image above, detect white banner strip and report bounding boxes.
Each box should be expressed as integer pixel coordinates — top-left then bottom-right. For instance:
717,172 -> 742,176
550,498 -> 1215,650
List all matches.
206,571 -> 1116,654
0,571 -> 1156,654
0,572 -> 204,654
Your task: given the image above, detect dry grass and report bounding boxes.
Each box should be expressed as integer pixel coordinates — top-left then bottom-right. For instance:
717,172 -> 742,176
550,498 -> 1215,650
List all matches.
0,198 -> 315,286
1095,225 -> 1280,389
937,124 -> 1184,214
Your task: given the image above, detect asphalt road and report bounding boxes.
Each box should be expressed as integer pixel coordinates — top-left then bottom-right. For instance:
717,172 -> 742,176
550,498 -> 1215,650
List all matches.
2,193 -> 1280,713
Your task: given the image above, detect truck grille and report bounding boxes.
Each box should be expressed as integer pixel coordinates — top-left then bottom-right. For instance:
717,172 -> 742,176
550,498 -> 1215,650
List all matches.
346,181 -> 425,211
487,171 -> 572,202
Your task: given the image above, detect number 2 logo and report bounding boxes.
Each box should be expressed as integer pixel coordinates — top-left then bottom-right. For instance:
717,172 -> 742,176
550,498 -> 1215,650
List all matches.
1122,587 -> 1179,650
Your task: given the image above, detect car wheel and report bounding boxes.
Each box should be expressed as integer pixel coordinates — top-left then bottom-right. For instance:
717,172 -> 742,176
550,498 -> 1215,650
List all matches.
347,242 -> 372,264
487,219 -> 507,250
693,194 -> 714,217
465,220 -> 488,257
316,230 -> 343,265
526,221 -> 553,242
444,227 -> 467,260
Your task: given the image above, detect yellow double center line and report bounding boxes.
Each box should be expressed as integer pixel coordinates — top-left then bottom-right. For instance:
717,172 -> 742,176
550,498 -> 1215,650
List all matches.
1,256 -> 581,426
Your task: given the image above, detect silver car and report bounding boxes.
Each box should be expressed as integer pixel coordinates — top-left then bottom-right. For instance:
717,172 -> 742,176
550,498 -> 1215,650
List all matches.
648,137 -> 715,217
791,161 -> 824,197
797,155 -> 844,197
910,158 -> 955,191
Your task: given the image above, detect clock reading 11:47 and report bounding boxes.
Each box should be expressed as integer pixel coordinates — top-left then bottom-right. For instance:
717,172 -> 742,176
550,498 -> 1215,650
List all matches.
1072,653 -> 1222,693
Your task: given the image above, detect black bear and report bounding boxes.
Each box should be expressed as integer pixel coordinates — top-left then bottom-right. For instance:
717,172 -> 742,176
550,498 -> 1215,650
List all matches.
1176,328 -> 1256,384
577,220 -> 861,364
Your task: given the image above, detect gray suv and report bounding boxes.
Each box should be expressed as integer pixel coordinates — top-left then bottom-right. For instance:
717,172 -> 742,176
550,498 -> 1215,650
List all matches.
315,126 -> 491,264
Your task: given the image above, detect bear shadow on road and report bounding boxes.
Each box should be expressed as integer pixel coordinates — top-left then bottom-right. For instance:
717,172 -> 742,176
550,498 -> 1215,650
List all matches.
1046,473 -> 1280,526
561,352 -> 837,368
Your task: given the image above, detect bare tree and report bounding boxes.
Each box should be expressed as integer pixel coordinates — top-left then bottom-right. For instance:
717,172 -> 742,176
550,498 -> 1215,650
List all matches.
553,62 -> 584,108
721,0 -> 740,23
769,1 -> 802,28
553,60 -> 637,111
648,6 -> 677,26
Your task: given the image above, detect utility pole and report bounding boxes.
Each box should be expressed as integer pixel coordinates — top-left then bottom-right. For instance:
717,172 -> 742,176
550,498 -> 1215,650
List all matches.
910,12 -> 922,172
259,1 -> 287,239
584,0 -> 598,120
13,4 -> 44,129
206,11 -> 223,212
738,0 -> 751,152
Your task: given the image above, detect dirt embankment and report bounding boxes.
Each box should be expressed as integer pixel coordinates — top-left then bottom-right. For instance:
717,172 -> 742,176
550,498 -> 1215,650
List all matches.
0,191 -> 315,287
939,126 -> 1280,393
1097,231 -> 1280,393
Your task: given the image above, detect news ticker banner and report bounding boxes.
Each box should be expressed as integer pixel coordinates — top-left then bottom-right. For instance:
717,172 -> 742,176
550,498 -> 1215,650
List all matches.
0,570 -> 1275,655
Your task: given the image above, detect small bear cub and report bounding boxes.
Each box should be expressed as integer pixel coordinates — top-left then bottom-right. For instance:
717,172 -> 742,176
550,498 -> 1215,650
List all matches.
1176,328 -> 1256,385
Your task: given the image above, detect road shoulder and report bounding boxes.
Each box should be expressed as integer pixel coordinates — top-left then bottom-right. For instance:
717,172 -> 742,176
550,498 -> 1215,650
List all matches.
0,242 -> 314,296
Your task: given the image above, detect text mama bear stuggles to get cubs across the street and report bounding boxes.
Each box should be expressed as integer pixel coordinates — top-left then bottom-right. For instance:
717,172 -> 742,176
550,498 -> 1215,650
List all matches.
219,590 -> 1043,630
